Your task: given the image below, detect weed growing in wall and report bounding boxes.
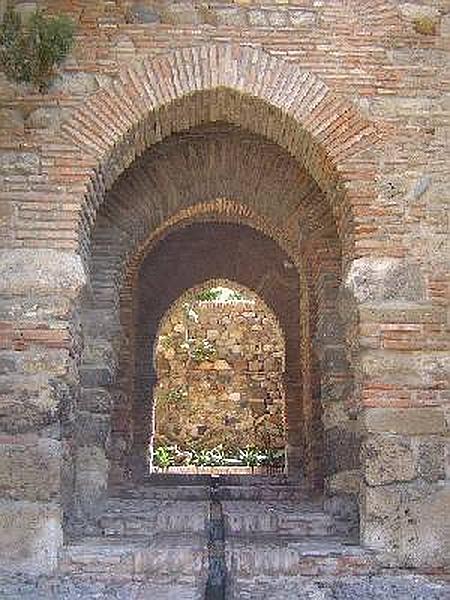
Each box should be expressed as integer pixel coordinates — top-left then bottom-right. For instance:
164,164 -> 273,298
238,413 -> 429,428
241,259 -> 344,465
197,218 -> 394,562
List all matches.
0,6 -> 74,92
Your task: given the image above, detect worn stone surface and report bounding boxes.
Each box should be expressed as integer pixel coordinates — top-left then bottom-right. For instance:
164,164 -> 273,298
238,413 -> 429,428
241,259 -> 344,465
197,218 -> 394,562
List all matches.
0,250 -> 85,298
362,408 -> 447,436
0,501 -> 62,574
363,434 -> 415,486
0,435 -> 61,501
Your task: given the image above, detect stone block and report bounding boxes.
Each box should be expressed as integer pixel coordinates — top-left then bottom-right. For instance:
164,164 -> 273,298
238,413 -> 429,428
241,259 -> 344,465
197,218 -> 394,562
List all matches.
325,426 -> 361,475
289,9 -> 317,27
75,412 -> 110,447
74,446 -> 108,519
0,500 -> 62,574
360,351 -> 449,388
0,108 -> 24,133
413,438 -> 446,482
25,107 -> 67,131
360,483 -> 403,563
0,435 -> 61,501
160,3 -> 201,25
0,150 -> 39,175
326,469 -> 361,496
343,258 -> 425,305
79,365 -> 113,387
79,387 -> 112,413
129,4 -> 160,24
361,481 -> 450,568
0,377 -> 59,433
51,72 -> 99,95
0,250 -> 85,299
362,408 -> 446,436
363,434 -> 415,486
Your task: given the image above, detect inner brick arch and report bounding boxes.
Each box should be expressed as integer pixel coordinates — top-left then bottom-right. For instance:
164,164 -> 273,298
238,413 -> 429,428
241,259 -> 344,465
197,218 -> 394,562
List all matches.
123,222 -> 303,482
79,134 -> 347,488
51,43 -> 380,262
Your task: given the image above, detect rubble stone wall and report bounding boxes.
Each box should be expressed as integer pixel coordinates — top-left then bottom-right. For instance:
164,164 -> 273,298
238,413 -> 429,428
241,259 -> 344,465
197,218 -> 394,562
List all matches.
154,297 -> 285,452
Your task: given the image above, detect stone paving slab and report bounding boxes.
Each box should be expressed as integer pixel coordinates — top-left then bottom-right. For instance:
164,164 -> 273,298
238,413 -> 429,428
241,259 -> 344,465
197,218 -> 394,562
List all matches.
99,498 -> 210,536
59,533 -> 208,579
225,536 -> 378,577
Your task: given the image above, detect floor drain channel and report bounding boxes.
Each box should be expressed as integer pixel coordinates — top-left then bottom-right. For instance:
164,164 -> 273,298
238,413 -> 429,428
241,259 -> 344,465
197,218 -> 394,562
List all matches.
205,480 -> 227,600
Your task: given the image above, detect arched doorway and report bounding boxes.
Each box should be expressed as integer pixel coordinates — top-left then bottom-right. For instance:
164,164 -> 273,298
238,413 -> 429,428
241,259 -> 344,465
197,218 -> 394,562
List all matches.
70,69 -> 360,536
152,281 -> 287,476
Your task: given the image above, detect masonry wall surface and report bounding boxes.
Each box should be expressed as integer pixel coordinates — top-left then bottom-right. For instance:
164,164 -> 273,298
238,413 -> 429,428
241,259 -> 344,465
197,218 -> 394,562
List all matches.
154,296 -> 285,453
0,0 -> 448,575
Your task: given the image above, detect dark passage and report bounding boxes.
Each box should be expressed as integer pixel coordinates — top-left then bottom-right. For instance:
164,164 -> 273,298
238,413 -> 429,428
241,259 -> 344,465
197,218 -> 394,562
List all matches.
205,480 -> 227,599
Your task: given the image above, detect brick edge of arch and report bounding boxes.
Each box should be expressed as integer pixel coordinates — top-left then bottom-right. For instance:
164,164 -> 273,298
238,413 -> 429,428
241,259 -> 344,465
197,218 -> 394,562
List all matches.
50,42 -> 381,259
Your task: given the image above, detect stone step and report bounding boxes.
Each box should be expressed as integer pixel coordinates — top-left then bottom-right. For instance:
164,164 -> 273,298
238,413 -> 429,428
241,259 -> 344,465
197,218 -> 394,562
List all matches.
227,575 -> 450,600
225,536 -> 379,577
144,473 -> 288,486
217,484 -> 312,502
111,483 -> 210,501
222,501 -> 333,536
99,498 -> 209,536
59,533 -> 208,580
0,574 -> 206,600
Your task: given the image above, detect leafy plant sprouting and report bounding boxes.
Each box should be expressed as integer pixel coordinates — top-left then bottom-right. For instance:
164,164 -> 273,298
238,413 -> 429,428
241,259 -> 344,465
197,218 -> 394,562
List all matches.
238,446 -> 264,471
191,448 -> 212,468
158,386 -> 188,406
153,445 -> 174,471
188,338 -> 217,362
0,6 -> 74,92
195,288 -> 221,302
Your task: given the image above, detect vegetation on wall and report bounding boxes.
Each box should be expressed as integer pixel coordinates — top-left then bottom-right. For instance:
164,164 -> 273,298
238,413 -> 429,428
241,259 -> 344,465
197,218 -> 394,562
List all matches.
153,444 -> 285,473
0,6 -> 74,91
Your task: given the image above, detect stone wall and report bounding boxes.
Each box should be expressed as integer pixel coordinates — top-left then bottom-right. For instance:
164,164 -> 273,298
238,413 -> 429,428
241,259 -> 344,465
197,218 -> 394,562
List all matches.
154,296 -> 285,452
0,0 -> 448,575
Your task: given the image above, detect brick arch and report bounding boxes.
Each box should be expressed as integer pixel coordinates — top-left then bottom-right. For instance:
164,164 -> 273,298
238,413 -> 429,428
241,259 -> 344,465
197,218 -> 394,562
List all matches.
50,43 -> 379,261
81,154 -> 346,497
71,44 -> 373,531
87,125 -> 327,309
120,221 -> 304,483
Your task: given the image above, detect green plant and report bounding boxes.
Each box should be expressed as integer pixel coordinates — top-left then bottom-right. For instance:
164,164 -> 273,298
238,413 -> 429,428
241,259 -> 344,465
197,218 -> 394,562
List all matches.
260,448 -> 285,474
238,446 -> 264,471
191,448 -> 212,468
230,290 -> 244,301
0,6 -> 74,91
188,338 -> 216,362
195,288 -> 221,302
208,444 -> 226,466
413,16 -> 436,36
153,445 -> 174,471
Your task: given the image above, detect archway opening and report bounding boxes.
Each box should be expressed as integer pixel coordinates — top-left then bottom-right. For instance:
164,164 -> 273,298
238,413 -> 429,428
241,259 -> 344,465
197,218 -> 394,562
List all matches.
152,281 -> 287,476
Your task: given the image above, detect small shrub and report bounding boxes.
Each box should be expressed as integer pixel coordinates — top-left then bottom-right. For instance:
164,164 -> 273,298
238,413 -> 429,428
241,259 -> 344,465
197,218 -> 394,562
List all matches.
158,386 -> 188,405
153,445 -> 174,470
0,6 -> 75,91
195,288 -> 221,302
